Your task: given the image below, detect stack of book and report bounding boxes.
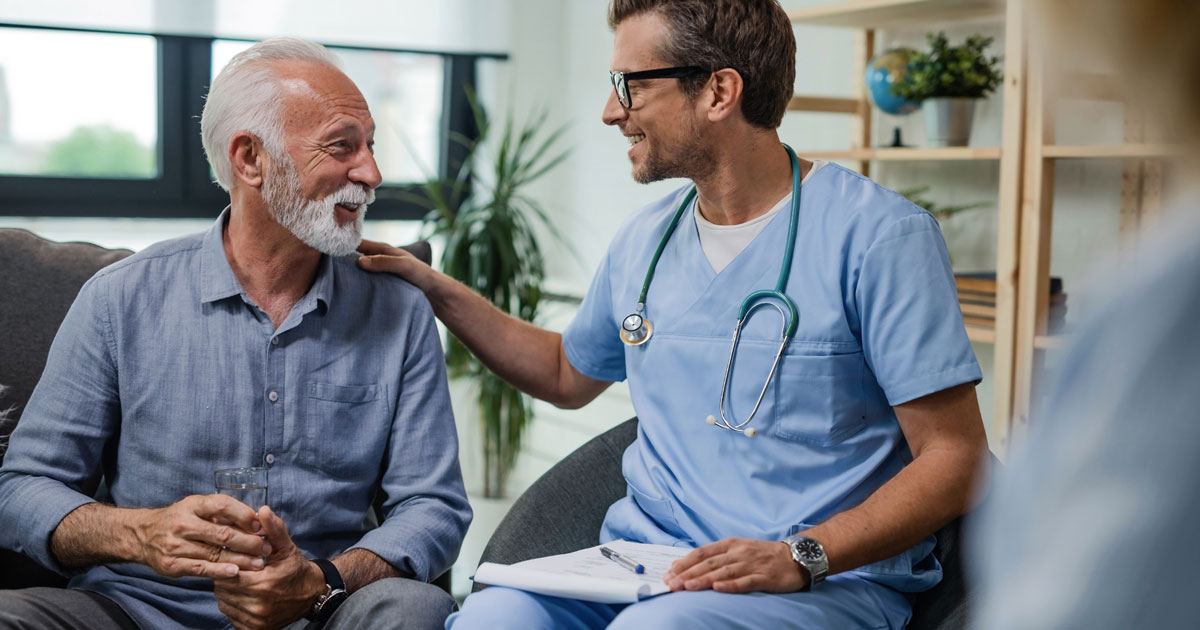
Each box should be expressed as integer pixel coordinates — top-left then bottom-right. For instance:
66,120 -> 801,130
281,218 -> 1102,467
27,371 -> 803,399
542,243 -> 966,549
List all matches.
955,272 -> 1067,332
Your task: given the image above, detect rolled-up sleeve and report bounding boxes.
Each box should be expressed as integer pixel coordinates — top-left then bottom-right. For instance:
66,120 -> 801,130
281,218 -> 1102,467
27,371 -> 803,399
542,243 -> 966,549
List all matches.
347,296 -> 471,580
0,275 -> 120,573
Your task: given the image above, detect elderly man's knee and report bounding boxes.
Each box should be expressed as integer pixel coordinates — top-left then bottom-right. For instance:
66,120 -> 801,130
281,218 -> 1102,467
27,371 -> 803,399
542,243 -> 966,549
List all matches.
329,578 -> 456,630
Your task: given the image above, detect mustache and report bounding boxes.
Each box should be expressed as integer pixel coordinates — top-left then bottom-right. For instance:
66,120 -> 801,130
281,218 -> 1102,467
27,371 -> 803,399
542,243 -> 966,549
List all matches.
327,183 -> 375,206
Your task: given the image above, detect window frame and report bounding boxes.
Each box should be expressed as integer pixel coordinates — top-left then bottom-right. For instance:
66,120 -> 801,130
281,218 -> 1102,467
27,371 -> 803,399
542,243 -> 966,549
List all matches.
0,23 -> 501,220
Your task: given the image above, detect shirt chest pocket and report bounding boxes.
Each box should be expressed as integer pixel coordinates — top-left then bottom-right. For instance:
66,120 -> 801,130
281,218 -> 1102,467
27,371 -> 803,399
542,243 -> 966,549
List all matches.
303,382 -> 390,478
771,351 -> 868,445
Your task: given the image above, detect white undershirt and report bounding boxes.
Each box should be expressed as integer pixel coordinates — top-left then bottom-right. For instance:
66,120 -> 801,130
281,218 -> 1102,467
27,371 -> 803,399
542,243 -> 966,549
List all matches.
694,160 -> 826,274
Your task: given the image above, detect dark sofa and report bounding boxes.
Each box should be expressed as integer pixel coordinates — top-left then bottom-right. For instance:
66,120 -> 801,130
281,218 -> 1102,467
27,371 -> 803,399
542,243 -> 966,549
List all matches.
0,228 -> 134,589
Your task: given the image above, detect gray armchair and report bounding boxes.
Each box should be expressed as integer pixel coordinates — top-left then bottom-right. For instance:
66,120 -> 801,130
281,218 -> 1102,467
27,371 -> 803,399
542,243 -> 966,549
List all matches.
478,418 -> 979,630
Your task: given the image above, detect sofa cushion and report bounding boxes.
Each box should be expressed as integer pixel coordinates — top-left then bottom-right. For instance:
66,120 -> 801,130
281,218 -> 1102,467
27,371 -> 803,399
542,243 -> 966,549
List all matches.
0,228 -> 133,460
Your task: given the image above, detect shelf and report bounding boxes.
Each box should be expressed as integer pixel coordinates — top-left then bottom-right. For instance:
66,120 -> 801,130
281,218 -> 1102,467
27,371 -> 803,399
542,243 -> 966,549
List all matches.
796,147 -> 1002,161
1033,333 -> 1069,350
1043,144 -> 1184,159
965,325 -> 996,344
788,96 -> 864,115
788,0 -> 1003,28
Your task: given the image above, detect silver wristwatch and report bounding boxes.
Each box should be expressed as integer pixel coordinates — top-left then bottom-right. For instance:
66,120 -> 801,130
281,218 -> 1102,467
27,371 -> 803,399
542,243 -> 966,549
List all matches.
781,534 -> 828,591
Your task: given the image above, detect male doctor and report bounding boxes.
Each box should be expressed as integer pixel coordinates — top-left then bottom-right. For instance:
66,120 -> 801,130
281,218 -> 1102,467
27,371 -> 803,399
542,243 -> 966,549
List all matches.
359,0 -> 988,627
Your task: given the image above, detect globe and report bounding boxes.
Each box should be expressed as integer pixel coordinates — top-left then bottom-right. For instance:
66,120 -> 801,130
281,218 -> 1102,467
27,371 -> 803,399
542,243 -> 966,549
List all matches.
864,48 -> 920,116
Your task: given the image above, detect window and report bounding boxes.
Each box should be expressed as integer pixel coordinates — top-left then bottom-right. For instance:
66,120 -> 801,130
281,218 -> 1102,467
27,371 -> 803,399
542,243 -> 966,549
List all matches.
0,27 -> 157,179
0,23 -> 499,220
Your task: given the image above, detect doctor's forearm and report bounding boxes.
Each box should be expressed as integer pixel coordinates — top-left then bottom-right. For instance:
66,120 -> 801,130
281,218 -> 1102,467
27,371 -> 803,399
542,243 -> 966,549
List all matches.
422,270 -> 607,408
801,444 -> 983,576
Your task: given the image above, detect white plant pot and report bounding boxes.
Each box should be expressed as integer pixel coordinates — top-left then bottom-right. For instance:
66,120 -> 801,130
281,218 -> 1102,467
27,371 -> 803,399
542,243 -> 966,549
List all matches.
923,97 -> 977,147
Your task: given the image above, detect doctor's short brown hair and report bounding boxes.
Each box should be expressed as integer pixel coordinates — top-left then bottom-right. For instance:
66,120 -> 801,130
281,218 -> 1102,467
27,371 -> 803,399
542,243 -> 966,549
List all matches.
608,0 -> 796,129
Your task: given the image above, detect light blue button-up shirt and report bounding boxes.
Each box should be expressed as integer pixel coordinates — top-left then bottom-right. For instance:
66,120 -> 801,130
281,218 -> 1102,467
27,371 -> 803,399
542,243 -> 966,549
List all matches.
0,210 -> 471,630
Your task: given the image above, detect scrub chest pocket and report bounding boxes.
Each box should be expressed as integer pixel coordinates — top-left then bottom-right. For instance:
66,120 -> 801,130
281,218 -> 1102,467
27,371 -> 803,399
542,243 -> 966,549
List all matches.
304,381 -> 389,478
771,351 -> 869,445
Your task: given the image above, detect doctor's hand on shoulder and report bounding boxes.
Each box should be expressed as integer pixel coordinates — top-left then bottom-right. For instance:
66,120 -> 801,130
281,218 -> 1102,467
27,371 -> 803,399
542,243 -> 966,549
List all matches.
213,506 -> 326,630
356,239 -> 436,292
662,537 -> 808,594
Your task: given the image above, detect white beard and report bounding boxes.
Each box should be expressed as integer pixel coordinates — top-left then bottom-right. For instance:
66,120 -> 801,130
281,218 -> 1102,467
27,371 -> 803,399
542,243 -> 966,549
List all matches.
261,157 -> 375,257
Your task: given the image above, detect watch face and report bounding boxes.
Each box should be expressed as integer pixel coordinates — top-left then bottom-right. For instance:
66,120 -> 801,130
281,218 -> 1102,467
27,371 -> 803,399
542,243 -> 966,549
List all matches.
797,539 -> 824,560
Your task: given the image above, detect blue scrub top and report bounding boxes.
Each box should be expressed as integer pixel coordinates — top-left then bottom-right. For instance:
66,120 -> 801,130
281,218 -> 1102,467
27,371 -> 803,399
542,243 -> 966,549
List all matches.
563,163 -> 982,593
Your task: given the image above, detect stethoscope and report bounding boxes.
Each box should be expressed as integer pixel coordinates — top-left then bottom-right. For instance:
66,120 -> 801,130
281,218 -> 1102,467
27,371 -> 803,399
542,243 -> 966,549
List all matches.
620,144 -> 801,438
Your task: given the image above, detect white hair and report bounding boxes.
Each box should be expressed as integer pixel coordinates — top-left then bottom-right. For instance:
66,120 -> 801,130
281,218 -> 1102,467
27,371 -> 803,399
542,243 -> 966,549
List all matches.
201,37 -> 342,191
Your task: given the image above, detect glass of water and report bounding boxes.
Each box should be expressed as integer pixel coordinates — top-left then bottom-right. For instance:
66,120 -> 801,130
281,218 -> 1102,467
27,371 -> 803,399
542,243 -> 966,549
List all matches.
213,467 -> 268,510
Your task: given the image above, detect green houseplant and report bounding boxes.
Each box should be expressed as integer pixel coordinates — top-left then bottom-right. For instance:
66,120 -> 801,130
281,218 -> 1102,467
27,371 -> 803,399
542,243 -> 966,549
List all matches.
898,185 -> 988,222
892,32 -> 1003,147
414,96 -> 570,498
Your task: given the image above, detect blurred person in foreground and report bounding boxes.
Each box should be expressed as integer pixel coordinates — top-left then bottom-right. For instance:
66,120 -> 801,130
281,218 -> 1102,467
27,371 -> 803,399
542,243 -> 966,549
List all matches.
0,38 -> 470,630
970,1 -> 1200,628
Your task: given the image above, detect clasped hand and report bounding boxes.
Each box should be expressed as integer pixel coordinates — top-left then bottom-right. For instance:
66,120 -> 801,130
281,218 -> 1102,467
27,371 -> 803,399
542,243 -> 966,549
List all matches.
136,495 -> 321,630
662,537 -> 807,594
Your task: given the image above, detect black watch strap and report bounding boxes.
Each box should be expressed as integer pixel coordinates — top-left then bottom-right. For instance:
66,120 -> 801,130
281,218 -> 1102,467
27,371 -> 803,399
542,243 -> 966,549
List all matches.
306,558 -> 348,623
314,558 -> 345,591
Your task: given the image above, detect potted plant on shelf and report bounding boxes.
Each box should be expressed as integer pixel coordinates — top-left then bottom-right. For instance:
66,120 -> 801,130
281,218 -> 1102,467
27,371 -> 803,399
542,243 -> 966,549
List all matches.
413,94 -> 570,499
892,32 -> 1003,147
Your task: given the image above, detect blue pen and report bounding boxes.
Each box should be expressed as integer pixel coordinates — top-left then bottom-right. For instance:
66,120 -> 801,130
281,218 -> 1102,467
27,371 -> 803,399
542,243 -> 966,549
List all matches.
600,546 -> 644,574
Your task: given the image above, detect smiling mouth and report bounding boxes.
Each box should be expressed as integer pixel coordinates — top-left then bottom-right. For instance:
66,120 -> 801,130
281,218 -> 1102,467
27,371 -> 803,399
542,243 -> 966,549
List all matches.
626,133 -> 646,146
335,203 -> 361,214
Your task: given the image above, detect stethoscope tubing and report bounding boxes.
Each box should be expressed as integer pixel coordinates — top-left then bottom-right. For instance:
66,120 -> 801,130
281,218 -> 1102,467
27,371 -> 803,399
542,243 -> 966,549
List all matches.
623,144 -> 805,437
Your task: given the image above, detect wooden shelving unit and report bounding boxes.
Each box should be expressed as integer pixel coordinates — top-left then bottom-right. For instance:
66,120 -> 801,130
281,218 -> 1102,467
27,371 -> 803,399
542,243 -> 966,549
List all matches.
1008,16 -> 1174,436
790,0 -> 1027,452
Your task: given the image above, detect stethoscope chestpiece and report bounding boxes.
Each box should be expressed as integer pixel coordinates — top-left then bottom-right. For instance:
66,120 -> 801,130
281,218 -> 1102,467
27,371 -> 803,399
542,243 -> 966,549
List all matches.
619,313 -> 653,346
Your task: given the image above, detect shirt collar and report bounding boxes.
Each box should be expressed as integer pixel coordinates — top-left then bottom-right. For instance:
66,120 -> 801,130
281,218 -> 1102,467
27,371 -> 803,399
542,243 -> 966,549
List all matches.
199,206 -> 334,315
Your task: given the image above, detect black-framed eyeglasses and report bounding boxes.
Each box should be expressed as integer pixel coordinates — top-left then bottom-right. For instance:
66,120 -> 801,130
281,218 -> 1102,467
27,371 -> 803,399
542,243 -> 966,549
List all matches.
609,66 -> 708,109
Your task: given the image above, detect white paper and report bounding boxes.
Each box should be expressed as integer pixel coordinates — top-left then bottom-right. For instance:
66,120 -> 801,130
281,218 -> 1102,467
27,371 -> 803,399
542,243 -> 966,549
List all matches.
472,540 -> 691,604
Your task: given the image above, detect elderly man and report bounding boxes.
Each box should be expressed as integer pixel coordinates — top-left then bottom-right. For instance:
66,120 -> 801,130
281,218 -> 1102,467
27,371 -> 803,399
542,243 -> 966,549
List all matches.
358,1 -> 987,628
0,38 -> 470,630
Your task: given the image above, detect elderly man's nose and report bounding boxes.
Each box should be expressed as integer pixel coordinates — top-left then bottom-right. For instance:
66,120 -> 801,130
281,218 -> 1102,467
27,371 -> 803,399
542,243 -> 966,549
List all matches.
352,151 -> 383,190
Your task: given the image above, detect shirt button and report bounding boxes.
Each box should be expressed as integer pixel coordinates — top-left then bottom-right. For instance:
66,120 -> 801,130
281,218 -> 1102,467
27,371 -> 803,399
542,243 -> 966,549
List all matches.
268,391 -> 279,402
265,453 -> 276,464
271,337 -> 279,346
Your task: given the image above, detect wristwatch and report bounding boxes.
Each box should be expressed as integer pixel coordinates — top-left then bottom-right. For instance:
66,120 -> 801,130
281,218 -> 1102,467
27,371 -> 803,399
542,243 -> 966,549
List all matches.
781,534 -> 828,591
306,558 -> 348,623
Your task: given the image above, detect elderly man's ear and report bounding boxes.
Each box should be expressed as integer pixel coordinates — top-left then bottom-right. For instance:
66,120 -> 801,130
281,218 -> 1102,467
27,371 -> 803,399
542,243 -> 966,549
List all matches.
229,131 -> 266,188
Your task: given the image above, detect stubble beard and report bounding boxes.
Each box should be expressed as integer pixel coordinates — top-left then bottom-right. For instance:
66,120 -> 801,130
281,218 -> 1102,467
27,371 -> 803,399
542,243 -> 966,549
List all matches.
632,109 -> 715,184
